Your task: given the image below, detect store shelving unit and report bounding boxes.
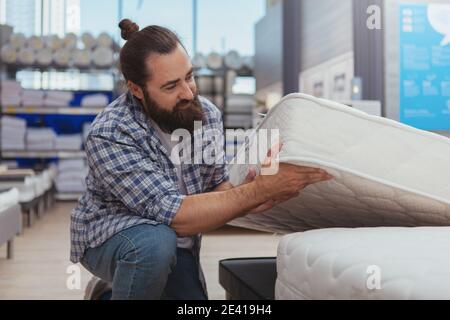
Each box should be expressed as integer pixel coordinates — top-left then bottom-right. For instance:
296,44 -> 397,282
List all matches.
0,62 -> 117,201
195,68 -> 227,111
194,59 -> 255,164
195,65 -> 254,130
2,105 -> 104,115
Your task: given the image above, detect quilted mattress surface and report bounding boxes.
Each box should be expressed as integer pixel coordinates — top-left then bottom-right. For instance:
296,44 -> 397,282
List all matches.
276,227 -> 450,299
228,94 -> 450,232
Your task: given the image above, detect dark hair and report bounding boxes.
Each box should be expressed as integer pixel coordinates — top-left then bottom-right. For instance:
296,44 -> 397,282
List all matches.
118,19 -> 182,88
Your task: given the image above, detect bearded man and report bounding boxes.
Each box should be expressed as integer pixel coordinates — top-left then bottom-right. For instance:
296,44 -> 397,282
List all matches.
70,19 -> 332,300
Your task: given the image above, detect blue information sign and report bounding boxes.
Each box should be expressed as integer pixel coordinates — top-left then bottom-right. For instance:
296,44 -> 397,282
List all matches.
399,3 -> 450,130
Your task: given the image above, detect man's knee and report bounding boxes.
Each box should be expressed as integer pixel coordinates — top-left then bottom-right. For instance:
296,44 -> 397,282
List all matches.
120,224 -> 177,271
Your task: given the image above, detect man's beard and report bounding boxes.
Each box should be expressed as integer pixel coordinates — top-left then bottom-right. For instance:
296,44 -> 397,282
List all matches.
141,89 -> 204,134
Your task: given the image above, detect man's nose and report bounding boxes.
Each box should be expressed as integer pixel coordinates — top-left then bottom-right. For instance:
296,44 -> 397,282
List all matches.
179,82 -> 194,101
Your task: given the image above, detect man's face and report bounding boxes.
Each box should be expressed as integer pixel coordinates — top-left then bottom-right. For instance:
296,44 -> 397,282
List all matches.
138,43 -> 204,134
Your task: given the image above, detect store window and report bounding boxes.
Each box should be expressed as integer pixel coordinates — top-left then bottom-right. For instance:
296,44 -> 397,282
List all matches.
80,0 -> 117,38
121,0 -> 193,54
197,0 -> 265,56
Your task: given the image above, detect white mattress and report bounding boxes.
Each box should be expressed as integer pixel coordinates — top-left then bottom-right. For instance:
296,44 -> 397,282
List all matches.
276,227 -> 450,300
0,177 -> 36,203
228,93 -> 450,232
0,188 -> 19,212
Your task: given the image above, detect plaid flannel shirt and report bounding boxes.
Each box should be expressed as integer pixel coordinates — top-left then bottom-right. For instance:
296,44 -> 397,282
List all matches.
70,92 -> 228,263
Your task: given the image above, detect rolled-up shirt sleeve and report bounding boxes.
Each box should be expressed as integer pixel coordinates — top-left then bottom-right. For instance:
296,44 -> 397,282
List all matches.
85,134 -> 185,226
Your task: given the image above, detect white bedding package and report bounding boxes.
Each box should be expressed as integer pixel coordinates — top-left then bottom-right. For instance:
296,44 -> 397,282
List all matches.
228,93 -> 450,232
276,227 -> 450,300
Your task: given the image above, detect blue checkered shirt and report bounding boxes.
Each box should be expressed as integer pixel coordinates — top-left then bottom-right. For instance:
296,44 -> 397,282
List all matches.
70,92 -> 228,263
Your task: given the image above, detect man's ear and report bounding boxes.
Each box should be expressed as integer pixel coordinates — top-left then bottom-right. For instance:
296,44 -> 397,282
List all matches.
128,81 -> 144,100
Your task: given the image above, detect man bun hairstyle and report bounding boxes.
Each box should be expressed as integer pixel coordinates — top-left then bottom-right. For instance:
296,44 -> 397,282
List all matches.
118,18 -> 183,88
118,19 -> 139,41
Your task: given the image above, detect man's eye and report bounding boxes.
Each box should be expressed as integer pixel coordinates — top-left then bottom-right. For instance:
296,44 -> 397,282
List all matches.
166,86 -> 176,90
186,74 -> 194,81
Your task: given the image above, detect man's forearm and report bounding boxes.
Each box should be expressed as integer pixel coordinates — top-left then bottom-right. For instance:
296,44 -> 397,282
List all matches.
171,181 -> 267,236
212,181 -> 234,192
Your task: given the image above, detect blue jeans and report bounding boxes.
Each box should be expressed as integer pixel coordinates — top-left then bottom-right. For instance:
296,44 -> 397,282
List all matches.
80,224 -> 207,300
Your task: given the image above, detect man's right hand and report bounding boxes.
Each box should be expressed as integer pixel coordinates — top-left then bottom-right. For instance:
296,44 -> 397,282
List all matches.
255,143 -> 333,203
